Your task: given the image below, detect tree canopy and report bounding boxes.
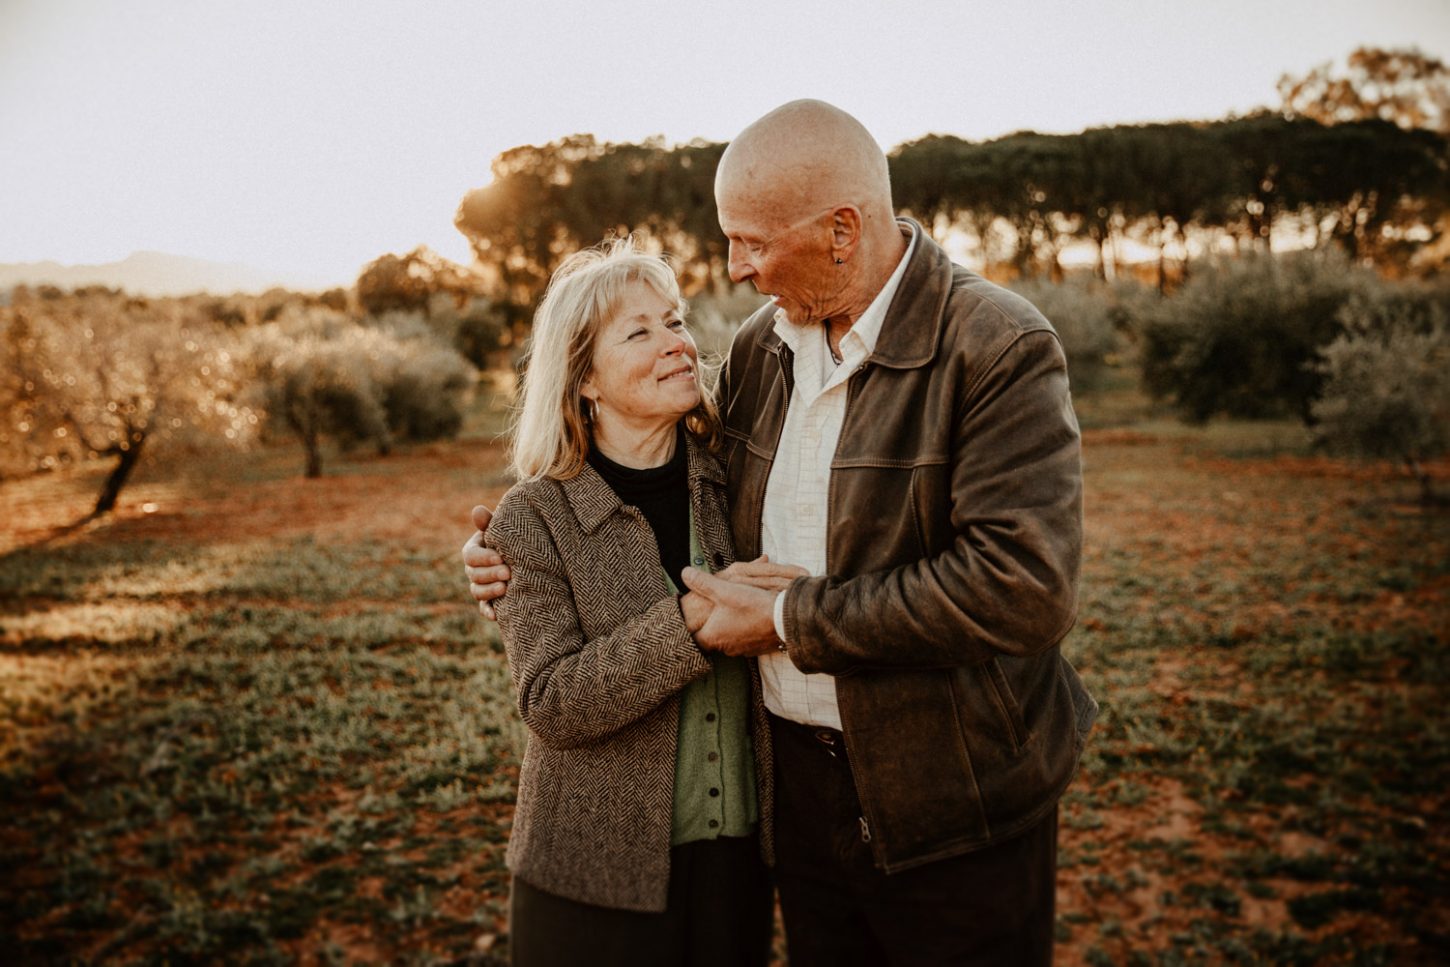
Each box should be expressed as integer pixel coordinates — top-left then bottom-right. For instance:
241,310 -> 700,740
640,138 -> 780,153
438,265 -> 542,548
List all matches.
451,113 -> 1446,320
1280,46 -> 1450,134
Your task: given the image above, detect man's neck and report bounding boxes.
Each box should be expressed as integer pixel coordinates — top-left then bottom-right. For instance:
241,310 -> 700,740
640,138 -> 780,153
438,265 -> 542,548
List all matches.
824,228 -> 910,349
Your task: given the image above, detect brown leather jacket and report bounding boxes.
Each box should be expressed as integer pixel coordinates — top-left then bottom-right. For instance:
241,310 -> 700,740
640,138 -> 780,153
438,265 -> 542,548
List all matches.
720,221 -> 1098,873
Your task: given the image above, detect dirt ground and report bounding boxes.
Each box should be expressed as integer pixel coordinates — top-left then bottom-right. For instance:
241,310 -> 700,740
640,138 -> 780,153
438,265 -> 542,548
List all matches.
2,427 -> 1446,964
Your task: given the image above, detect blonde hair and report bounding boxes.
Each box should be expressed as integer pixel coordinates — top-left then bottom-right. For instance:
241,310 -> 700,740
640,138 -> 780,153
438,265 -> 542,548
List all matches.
509,237 -> 722,481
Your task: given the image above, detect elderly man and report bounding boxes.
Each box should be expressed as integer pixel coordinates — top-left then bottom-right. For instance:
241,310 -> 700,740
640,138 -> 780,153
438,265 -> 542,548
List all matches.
465,100 -> 1097,966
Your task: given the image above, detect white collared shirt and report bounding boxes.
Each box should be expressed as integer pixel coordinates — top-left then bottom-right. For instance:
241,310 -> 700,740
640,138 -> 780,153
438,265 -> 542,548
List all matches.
760,226 -> 917,728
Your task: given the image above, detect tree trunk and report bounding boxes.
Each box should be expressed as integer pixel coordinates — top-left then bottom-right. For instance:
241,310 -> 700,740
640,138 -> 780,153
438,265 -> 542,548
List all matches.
1010,220 -> 1035,279
94,436 -> 145,516
304,427 -> 323,478
1407,457 -> 1441,505
1178,225 -> 1192,285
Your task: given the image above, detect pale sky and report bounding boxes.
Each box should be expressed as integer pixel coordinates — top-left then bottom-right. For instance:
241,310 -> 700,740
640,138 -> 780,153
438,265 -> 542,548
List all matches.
1,0 -> 1446,287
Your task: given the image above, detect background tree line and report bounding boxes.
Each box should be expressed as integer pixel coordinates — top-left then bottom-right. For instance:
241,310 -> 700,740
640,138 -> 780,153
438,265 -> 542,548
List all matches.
454,115 -> 1445,302
2,47 -> 1445,510
454,47 -> 1449,314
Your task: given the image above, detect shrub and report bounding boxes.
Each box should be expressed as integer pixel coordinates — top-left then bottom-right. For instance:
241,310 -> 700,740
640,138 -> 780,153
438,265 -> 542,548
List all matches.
420,296 -> 509,368
380,343 -> 475,441
246,309 -> 476,477
1134,251 -> 1377,421
1007,278 -> 1131,393
1311,285 -> 1450,501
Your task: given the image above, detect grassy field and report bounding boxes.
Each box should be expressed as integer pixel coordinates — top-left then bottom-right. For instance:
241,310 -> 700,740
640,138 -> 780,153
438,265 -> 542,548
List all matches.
2,388 -> 1446,965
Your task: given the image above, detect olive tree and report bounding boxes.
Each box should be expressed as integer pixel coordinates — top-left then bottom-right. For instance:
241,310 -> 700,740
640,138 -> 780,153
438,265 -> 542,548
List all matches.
0,288 -> 253,514
1311,287 -> 1450,501
245,309 -> 475,478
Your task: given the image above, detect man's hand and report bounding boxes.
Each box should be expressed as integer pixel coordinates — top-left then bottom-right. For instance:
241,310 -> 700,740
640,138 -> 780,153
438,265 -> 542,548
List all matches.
679,566 -> 784,657
463,505 -> 511,619
714,555 -> 808,592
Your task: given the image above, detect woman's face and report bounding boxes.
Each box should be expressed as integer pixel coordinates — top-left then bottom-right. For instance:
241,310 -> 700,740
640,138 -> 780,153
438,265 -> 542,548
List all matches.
581,281 -> 700,430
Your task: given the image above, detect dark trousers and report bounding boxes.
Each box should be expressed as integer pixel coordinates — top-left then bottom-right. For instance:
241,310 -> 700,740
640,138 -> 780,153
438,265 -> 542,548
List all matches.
771,714 -> 1059,967
507,833 -> 772,967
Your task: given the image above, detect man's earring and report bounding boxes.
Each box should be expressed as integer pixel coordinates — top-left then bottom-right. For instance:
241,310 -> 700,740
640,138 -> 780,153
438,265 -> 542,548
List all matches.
835,258 -> 844,265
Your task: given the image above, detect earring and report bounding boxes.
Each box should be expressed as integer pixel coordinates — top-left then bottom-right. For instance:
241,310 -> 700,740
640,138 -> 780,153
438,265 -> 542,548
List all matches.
835,258 -> 844,265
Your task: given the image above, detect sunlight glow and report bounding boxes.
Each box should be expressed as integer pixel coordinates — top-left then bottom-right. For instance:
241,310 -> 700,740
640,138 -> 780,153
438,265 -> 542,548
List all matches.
1,0 -> 1446,289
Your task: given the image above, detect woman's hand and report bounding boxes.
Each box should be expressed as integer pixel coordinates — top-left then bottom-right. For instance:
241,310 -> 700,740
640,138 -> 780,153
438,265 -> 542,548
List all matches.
713,554 -> 808,592
680,568 -> 783,657
680,588 -> 713,635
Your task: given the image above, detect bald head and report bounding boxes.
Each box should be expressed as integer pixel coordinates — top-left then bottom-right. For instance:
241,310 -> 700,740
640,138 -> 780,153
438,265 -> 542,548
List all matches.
714,100 -> 906,330
715,99 -> 893,226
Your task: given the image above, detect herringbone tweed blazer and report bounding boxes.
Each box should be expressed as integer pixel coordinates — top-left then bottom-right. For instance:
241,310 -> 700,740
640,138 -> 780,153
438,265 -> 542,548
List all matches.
486,431 -> 774,913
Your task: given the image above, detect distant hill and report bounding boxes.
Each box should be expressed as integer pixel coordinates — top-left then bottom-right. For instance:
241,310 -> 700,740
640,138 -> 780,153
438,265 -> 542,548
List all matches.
0,251 -> 337,296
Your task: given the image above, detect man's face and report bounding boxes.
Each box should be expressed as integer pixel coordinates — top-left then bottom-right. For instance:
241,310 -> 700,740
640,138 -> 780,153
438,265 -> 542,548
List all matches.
716,190 -> 838,327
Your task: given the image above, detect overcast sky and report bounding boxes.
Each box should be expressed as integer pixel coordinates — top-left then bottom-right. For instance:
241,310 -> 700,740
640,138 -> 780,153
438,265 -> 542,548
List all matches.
1,0 -> 1446,285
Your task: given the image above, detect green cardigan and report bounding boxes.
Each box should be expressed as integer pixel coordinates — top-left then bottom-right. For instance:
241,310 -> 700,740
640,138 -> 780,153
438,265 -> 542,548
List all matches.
664,514 -> 757,845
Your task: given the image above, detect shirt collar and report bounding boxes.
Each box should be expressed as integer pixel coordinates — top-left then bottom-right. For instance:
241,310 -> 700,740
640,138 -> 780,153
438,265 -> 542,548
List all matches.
772,221 -> 918,357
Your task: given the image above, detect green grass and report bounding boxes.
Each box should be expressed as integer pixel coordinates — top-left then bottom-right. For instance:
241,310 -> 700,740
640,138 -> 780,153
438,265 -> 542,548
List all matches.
1,530 -> 520,962
2,403 -> 1447,964
1059,422 -> 1450,964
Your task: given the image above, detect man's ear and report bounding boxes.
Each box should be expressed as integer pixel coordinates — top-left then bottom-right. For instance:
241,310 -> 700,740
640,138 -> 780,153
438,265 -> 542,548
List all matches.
831,206 -> 864,261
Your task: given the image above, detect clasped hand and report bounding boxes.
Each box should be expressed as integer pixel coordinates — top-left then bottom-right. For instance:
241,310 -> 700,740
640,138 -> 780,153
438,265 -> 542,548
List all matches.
679,557 -> 806,657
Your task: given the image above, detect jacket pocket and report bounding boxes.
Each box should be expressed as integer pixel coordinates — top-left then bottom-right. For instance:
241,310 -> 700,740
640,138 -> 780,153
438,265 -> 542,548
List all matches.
983,658 -> 1031,754
950,660 -> 1031,757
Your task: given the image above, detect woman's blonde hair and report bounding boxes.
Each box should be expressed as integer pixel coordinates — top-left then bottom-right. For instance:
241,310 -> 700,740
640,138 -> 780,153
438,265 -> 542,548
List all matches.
509,237 -> 722,481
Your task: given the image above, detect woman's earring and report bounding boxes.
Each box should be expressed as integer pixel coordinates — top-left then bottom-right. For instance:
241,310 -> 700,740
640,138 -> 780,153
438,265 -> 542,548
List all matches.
835,258 -> 844,265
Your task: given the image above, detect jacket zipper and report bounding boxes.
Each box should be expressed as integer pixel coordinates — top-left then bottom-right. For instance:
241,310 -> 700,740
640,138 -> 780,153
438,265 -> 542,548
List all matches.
834,363 -> 885,862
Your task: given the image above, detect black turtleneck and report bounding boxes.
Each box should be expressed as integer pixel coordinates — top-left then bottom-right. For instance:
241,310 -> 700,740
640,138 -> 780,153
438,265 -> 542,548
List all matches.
587,428 -> 690,588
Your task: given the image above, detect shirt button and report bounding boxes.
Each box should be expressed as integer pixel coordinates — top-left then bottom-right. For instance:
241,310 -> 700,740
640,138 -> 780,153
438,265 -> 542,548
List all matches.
709,819 -> 719,829
707,752 -> 718,762
709,788 -> 720,797
693,556 -> 704,566
705,712 -> 716,723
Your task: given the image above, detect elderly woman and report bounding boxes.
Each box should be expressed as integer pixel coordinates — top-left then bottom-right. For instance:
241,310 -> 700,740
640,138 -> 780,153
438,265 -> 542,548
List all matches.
485,239 -> 783,966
